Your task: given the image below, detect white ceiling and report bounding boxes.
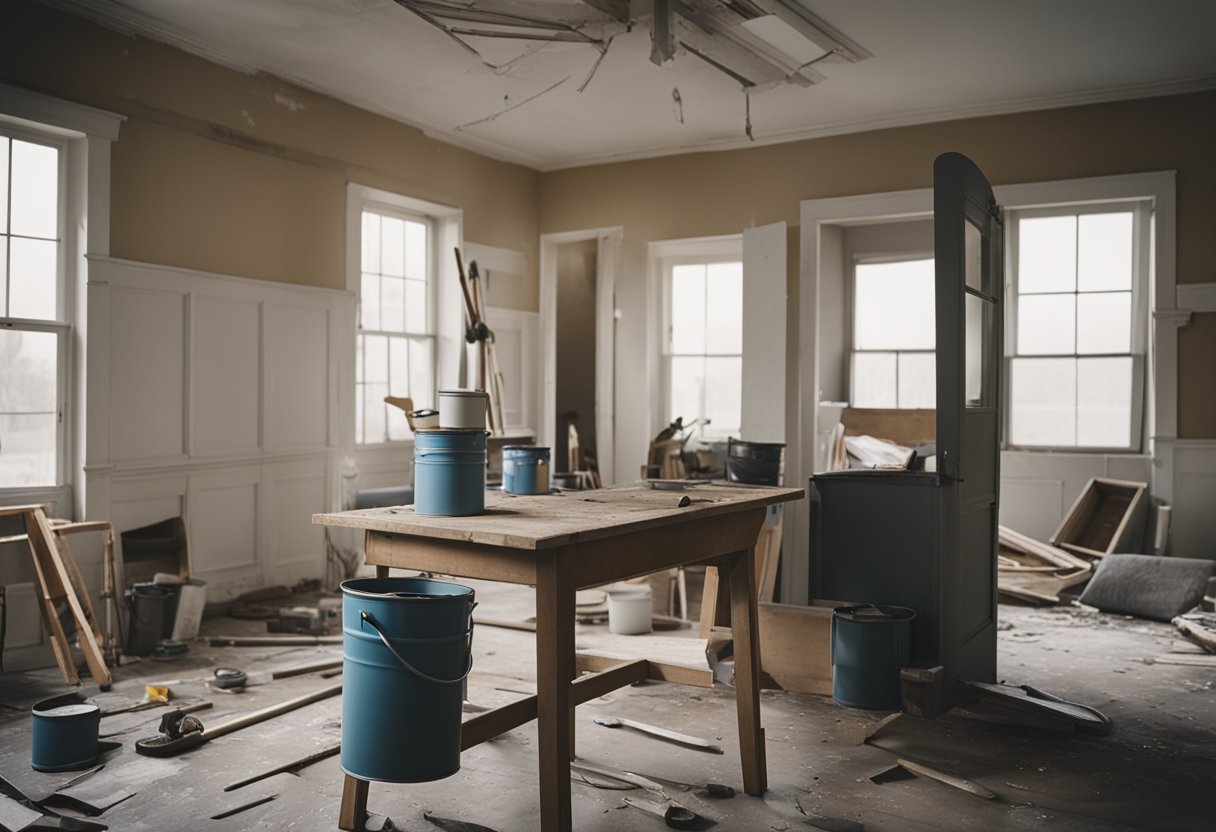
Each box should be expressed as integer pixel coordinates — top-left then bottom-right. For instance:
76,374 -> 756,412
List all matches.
48,0 -> 1216,171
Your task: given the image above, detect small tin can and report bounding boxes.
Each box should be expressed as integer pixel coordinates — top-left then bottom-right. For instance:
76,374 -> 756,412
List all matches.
438,389 -> 488,430
502,446 -> 550,495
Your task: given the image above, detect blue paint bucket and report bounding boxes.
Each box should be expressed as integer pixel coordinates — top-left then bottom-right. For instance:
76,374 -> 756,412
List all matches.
340,577 -> 476,783
31,692 -> 100,772
414,429 -> 486,516
831,605 -> 916,710
502,445 -> 550,495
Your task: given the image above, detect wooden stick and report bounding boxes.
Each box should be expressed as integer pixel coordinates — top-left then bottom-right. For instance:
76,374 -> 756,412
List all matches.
452,247 -> 477,323
897,758 -> 995,799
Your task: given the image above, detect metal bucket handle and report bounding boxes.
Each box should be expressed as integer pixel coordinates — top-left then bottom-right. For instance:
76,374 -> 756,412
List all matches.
359,609 -> 475,686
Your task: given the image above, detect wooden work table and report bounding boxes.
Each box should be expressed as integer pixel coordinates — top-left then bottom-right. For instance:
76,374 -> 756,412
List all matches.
314,480 -> 803,832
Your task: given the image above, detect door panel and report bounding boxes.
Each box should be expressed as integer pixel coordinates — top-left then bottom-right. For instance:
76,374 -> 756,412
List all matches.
934,152 -> 1003,699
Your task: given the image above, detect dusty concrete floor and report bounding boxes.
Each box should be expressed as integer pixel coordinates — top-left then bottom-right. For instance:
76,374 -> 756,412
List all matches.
1,581 -> 1212,832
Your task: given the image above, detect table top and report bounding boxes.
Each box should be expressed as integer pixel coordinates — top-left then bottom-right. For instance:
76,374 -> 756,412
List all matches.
313,480 -> 803,551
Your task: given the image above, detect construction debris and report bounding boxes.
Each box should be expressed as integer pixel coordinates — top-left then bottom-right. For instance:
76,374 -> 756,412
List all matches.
997,525 -> 1092,605
1172,611 -> 1216,653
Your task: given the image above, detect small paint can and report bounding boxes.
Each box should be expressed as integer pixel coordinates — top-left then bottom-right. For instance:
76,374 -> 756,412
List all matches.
502,446 -> 550,495
438,389 -> 488,430
607,587 -> 653,635
31,692 -> 100,772
414,429 -> 487,516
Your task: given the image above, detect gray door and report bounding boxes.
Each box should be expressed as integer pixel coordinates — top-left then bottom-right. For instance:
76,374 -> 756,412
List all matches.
934,152 -> 1003,695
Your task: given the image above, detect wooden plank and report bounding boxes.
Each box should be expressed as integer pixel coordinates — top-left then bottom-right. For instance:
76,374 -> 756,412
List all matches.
315,482 -> 802,551
364,531 -> 536,585
841,407 -> 936,447
757,602 -> 832,696
726,549 -> 766,796
27,536 -> 81,686
998,525 -> 1091,570
757,511 -> 783,603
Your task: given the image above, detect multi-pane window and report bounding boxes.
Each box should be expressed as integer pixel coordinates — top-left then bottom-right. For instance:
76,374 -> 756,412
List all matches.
0,131 -> 65,488
666,260 -> 742,438
1008,206 -> 1144,449
850,258 -> 936,408
356,208 -> 435,444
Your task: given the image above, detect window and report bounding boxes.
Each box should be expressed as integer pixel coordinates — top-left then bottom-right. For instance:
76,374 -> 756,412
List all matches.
664,259 -> 742,438
355,207 -> 435,445
0,128 -> 67,488
1007,204 -> 1148,450
850,257 -> 936,408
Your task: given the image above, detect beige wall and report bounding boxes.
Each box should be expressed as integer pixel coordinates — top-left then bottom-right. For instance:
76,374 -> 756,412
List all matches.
0,2 -> 540,306
540,91 -> 1216,442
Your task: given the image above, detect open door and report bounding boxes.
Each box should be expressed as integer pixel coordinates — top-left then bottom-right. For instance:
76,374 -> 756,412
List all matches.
934,152 -> 1003,695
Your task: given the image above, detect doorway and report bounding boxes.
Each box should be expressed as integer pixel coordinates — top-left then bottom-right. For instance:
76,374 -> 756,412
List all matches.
538,228 -> 621,485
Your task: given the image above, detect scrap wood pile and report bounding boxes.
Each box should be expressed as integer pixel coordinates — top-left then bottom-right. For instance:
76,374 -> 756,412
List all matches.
997,525 -> 1093,605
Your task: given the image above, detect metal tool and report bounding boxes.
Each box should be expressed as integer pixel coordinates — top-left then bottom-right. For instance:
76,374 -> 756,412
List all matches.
135,681 -> 341,756
594,716 -> 724,753
224,743 -> 341,791
623,796 -> 700,829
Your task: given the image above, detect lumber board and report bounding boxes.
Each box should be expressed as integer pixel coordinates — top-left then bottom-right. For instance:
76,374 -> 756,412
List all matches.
1172,615 -> 1216,654
998,525 -> 1091,570
315,481 -> 802,550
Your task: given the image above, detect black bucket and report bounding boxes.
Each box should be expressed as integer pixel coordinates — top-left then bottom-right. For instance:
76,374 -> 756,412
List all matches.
726,439 -> 785,486
125,583 -> 180,657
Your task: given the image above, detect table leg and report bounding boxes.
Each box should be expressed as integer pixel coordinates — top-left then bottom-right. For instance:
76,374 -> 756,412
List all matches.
375,565 -> 390,579
338,774 -> 369,831
726,548 -> 767,795
535,549 -> 576,832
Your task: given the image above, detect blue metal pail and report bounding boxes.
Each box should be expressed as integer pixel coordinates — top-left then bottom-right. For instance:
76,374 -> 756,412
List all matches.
831,605 -> 916,710
502,445 -> 550,495
414,429 -> 486,516
340,577 -> 476,783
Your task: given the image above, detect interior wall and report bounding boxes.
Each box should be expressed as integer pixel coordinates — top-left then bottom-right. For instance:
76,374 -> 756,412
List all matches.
0,2 -> 541,309
539,90 -> 1216,482
554,239 -> 598,471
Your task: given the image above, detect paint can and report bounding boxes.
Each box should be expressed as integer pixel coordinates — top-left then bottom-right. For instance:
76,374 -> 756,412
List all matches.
831,605 -> 916,710
340,577 -> 475,782
438,389 -> 488,430
414,429 -> 486,516
501,446 -> 550,495
31,692 -> 100,772
726,439 -> 785,486
607,587 -> 653,635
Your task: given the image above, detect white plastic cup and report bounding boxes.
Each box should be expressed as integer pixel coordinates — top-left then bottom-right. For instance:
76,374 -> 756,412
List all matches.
438,389 -> 488,430
607,588 -> 653,635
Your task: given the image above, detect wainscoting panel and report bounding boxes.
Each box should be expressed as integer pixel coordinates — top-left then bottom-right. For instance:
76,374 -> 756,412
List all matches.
193,295 -> 261,457
264,303 -> 330,452
108,287 -> 185,463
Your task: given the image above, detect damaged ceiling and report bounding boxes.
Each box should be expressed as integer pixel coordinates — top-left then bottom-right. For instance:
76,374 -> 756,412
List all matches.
43,0 -> 1216,170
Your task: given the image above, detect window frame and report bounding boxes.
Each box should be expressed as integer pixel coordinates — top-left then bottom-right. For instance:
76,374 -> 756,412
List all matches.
847,250 -> 937,410
660,252 -> 744,442
1004,200 -> 1151,453
0,120 -> 71,491
354,201 -> 438,447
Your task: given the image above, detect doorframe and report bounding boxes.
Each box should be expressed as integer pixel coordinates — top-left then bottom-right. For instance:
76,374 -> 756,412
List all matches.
538,227 -> 622,484
795,170 -> 1178,603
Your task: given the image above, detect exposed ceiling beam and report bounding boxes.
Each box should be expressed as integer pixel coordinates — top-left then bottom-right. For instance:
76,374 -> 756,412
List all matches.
752,0 -> 872,62
651,0 -> 676,65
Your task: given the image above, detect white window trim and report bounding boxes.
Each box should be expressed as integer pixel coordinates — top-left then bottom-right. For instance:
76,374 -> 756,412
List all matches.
0,83 -> 123,518
1004,201 -> 1151,453
651,235 -> 744,442
794,169 -> 1177,606
847,251 -> 936,409
342,183 -> 463,483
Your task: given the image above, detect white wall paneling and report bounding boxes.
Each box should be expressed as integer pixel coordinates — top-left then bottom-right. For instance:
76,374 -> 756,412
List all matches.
86,256 -> 349,600
1154,440 -> 1216,558
193,295 -> 260,456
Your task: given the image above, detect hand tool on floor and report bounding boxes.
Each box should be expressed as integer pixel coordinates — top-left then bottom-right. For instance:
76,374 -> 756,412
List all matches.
570,761 -> 665,792
134,681 -> 342,756
594,716 -> 724,753
622,796 -> 700,829
224,742 -> 341,791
